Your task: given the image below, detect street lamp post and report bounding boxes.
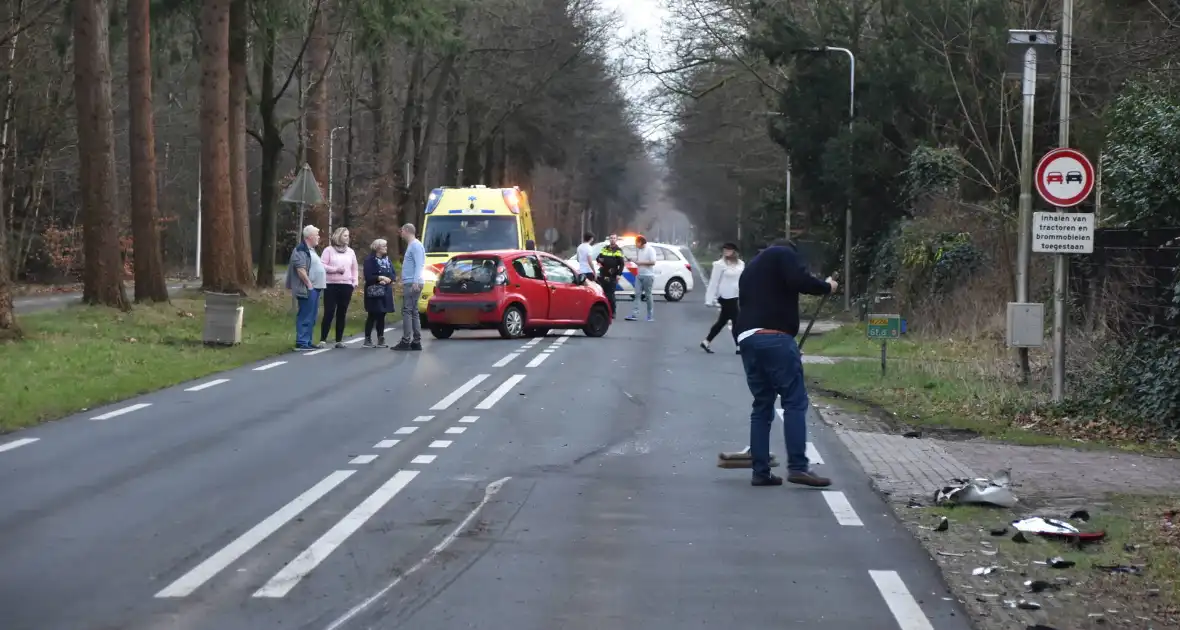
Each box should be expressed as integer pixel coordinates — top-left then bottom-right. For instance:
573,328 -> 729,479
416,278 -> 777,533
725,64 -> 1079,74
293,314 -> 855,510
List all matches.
803,46 -> 855,311
328,125 -> 345,233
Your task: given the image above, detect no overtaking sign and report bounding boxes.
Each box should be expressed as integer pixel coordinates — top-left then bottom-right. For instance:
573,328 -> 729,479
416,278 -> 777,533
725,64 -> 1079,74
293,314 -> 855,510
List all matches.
1032,148 -> 1096,255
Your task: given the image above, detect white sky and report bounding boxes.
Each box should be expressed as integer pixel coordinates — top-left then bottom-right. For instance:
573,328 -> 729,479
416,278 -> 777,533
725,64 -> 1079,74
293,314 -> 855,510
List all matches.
597,0 -> 670,142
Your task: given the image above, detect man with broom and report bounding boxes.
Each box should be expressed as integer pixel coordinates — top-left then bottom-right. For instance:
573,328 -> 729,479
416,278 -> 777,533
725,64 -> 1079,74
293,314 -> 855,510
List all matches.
732,240 -> 838,487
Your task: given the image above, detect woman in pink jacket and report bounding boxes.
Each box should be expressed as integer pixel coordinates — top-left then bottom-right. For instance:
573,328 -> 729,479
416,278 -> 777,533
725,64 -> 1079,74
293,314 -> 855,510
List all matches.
319,227 -> 359,347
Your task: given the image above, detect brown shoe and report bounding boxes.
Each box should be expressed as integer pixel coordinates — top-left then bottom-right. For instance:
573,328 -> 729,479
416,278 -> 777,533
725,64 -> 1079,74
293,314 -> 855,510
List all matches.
787,470 -> 831,487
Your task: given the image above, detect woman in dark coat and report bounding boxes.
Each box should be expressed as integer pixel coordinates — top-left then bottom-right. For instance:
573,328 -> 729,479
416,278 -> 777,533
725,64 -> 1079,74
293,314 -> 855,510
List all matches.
362,238 -> 396,348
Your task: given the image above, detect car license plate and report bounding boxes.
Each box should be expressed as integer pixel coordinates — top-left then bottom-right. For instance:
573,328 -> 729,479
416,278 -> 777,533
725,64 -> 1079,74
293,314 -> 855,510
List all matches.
448,308 -> 478,325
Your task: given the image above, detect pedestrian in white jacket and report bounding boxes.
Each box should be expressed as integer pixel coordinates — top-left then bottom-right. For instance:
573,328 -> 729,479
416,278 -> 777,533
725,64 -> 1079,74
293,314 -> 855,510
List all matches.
702,242 -> 744,354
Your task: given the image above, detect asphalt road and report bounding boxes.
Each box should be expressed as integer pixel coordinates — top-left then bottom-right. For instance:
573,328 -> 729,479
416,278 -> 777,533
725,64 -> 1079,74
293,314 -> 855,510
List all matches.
13,283 -> 191,314
0,296 -> 970,630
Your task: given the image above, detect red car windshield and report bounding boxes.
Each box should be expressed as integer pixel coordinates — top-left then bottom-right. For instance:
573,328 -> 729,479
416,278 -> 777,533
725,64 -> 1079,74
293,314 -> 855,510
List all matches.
438,256 -> 502,293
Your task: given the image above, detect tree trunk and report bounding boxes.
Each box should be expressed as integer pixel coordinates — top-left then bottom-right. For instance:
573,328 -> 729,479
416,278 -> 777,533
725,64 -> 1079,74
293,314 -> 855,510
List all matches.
406,54 -> 456,225
74,0 -> 129,309
127,0 -> 169,303
461,100 -> 482,186
255,21 -> 280,289
199,0 -> 239,294
442,72 -> 460,186
228,0 -> 253,287
0,1 -> 22,339
304,4 -> 330,230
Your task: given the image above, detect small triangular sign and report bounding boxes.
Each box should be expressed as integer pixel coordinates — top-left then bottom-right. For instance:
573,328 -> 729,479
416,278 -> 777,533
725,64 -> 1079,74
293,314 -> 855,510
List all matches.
281,163 -> 325,205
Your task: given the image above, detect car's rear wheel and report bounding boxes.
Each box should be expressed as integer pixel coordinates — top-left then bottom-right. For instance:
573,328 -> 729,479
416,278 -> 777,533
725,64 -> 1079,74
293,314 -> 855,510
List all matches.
525,327 -> 550,337
430,325 -> 455,340
583,304 -> 610,337
498,305 -> 526,339
664,277 -> 687,302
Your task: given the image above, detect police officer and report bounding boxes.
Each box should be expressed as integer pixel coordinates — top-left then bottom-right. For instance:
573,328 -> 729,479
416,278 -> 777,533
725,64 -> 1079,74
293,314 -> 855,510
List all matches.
596,234 -> 625,318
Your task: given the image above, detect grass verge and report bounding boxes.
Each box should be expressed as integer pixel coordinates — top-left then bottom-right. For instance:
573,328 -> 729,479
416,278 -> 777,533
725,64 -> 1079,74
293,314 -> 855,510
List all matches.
910,497 -> 1180,627
0,288 -> 364,433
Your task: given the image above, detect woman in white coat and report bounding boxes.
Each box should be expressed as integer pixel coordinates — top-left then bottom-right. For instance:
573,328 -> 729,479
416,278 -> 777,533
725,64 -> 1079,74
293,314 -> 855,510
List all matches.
701,242 -> 744,354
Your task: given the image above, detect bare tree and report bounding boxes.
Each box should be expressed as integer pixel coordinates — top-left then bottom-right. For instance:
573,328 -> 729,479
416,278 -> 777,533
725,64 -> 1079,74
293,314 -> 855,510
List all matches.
74,0 -> 129,309
127,0 -> 170,303
229,0 -> 253,287
199,0 -> 240,293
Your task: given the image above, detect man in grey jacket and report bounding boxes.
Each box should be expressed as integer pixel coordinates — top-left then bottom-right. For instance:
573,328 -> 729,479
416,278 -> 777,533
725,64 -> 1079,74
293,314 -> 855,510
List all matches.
285,225 -> 327,350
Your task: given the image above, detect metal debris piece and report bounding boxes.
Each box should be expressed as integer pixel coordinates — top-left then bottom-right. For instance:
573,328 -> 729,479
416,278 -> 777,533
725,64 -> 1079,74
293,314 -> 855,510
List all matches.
934,469 -> 1018,508
1017,600 -> 1042,610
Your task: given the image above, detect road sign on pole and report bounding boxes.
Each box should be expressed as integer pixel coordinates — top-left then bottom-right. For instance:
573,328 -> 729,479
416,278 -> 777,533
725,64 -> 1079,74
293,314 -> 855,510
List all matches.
1034,147 -> 1094,208
281,163 -> 324,235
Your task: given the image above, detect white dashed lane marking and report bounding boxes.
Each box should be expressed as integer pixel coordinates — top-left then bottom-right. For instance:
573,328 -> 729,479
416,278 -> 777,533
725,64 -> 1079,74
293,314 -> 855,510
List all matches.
0,438 -> 39,453
493,352 -> 522,368
475,374 -> 526,409
185,378 -> 229,392
429,440 -> 452,448
374,440 -> 399,449
304,348 -> 331,356
253,361 -> 286,371
348,455 -> 378,465
253,470 -> 420,598
431,374 -> 490,410
869,570 -> 936,630
526,353 -> 551,368
411,455 -> 436,464
459,416 -> 478,423
155,470 -> 356,598
444,427 -> 466,435
412,415 -> 433,423
91,403 -> 152,421
394,427 -> 418,435
821,491 -> 864,527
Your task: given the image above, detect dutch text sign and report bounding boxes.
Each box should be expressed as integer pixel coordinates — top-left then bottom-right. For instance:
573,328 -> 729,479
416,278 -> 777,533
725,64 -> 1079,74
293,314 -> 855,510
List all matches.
1032,212 -> 1095,254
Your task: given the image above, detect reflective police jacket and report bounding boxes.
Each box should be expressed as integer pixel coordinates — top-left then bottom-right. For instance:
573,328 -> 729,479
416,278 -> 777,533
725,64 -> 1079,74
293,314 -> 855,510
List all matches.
597,245 -> 625,280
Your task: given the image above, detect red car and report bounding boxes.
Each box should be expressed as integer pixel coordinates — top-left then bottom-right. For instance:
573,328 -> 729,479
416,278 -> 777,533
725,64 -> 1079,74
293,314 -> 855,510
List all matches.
426,249 -> 613,339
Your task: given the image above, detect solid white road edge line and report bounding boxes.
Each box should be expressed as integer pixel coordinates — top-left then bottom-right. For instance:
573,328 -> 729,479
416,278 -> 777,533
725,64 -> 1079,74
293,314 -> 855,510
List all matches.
374,439 -> 400,448
304,348 -> 331,356
444,427 -> 466,434
822,491 -> 864,527
155,470 -> 355,598
253,361 -> 287,371
0,438 -> 39,453
492,352 -> 521,368
184,378 -> 230,392
91,403 -> 152,421
459,416 -> 478,423
526,353 -> 551,368
349,455 -> 378,465
253,470 -> 420,598
321,477 -> 511,630
430,374 -> 490,410
411,455 -> 436,464
868,570 -> 936,630
475,374 -> 526,409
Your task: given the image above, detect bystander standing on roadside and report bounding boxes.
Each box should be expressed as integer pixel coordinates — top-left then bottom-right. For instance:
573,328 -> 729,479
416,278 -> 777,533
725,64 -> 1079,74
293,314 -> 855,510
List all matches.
576,232 -> 596,282
701,241 -> 744,354
319,227 -> 359,348
393,223 -> 425,351
285,225 -> 327,350
362,238 -> 395,348
596,234 -> 625,318
625,235 -> 657,322
734,239 -> 837,487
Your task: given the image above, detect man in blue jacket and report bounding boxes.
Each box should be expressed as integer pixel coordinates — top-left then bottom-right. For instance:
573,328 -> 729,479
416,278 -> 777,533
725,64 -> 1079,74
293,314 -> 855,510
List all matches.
733,240 -> 838,487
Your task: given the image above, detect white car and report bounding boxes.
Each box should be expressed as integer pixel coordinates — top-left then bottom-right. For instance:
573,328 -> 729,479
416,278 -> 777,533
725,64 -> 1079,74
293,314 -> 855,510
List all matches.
566,237 -> 695,301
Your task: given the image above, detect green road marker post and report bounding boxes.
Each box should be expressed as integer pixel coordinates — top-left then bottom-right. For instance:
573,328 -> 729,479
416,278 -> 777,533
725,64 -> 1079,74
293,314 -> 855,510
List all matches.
867,313 -> 901,376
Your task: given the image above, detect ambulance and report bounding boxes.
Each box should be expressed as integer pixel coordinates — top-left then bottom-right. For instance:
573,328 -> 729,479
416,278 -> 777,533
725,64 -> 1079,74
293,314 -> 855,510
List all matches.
417,186 -> 538,321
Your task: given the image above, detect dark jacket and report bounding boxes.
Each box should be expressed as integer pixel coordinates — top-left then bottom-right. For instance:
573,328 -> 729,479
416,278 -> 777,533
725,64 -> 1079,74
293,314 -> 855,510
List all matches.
363,253 -> 395,314
733,245 -> 831,338
596,244 -> 626,281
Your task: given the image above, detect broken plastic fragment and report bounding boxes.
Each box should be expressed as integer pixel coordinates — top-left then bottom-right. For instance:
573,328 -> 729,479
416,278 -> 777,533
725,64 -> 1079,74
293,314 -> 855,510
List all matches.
972,566 -> 999,576
1017,600 -> 1042,610
1024,579 -> 1055,593
1069,509 -> 1090,522
1012,516 -> 1106,542
990,526 -> 1008,536
934,470 -> 1018,508
1094,564 -> 1142,575
1048,556 -> 1076,569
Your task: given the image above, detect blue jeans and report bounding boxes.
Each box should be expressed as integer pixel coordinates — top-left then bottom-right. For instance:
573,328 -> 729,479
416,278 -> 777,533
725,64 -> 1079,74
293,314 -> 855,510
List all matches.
739,332 -> 810,476
629,275 -> 654,319
295,289 -> 320,348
